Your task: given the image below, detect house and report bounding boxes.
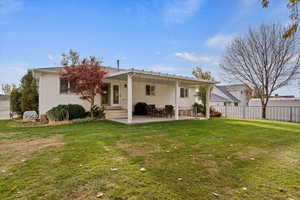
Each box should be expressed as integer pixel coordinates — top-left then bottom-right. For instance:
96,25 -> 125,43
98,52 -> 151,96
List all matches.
210,84 -> 249,107
0,95 -> 10,119
249,95 -> 300,107
33,66 -> 216,124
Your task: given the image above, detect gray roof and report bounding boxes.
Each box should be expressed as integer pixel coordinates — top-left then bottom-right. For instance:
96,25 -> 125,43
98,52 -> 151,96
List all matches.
211,93 -> 231,102
105,68 -> 217,84
33,66 -> 218,85
215,85 -> 240,102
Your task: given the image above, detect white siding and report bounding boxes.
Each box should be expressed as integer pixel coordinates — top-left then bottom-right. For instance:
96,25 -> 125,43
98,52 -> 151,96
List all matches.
132,82 -> 195,109
38,73 -> 100,115
38,73 -> 197,115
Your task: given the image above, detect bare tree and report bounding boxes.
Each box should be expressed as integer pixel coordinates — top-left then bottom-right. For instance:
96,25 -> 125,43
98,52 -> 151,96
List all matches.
262,1 -> 300,38
1,84 -> 16,95
221,24 -> 300,118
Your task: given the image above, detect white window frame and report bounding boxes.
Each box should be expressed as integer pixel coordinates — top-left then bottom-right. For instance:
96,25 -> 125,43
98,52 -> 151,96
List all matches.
180,88 -> 189,98
146,85 -> 155,96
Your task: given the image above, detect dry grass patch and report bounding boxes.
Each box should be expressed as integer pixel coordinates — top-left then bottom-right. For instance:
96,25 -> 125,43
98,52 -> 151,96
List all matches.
272,148 -> 300,171
0,136 -> 64,168
0,132 -> 20,139
117,141 -> 162,156
61,186 -> 94,200
144,133 -> 168,139
235,146 -> 268,160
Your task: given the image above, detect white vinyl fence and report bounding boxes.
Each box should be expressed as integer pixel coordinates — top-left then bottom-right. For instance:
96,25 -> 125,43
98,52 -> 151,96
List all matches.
213,106 -> 300,123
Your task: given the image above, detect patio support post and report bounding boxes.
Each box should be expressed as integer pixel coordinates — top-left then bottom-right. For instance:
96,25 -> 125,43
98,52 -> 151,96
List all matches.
206,85 -> 212,119
175,80 -> 179,120
127,73 -> 133,123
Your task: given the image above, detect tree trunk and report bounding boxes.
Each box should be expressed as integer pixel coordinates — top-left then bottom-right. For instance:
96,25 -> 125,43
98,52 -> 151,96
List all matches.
90,98 -> 94,119
262,104 -> 267,119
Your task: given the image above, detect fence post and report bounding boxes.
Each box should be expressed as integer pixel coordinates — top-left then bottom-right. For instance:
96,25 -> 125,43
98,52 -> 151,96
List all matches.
290,107 -> 293,122
243,106 -> 246,119
225,104 -> 228,118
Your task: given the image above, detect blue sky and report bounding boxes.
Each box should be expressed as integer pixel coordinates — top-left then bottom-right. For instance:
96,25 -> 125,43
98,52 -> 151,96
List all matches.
0,0 -> 298,95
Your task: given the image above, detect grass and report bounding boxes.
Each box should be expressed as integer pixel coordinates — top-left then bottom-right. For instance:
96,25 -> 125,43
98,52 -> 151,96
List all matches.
0,118 -> 300,200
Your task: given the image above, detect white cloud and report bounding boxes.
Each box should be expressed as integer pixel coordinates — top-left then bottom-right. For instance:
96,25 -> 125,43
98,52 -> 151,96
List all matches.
164,0 -> 204,23
47,54 -> 54,61
175,52 -> 219,65
150,65 -> 177,72
205,34 -> 234,49
0,0 -> 23,15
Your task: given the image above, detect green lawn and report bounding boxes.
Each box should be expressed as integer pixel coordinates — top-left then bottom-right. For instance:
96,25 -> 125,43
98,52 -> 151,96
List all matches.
1,118 -> 300,200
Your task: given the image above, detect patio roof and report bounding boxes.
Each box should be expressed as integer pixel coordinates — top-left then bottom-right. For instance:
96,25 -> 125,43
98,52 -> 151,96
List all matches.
105,68 -> 217,86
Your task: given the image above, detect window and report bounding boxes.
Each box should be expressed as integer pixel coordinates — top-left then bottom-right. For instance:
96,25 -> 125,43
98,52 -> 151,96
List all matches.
60,78 -> 76,94
69,80 -> 76,93
146,85 -> 155,96
234,102 -> 238,106
180,88 -> 189,98
60,78 -> 69,94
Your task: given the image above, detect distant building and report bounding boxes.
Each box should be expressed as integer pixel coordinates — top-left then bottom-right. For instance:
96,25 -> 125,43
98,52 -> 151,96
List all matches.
0,95 -> 10,119
210,84 -> 249,107
249,95 -> 300,107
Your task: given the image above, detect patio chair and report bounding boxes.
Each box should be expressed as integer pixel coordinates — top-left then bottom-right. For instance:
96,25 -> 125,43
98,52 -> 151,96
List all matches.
165,105 -> 174,118
147,104 -> 157,117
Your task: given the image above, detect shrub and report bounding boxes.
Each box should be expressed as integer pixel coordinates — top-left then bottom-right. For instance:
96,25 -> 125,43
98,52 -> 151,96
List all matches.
72,117 -> 93,124
86,105 -> 105,119
46,104 -> 86,121
10,88 -> 22,114
66,104 -> 86,119
193,103 -> 205,114
20,70 -> 39,114
46,105 -> 69,121
134,102 -> 148,115
211,111 -> 222,117
210,107 -> 222,117
193,103 -> 222,117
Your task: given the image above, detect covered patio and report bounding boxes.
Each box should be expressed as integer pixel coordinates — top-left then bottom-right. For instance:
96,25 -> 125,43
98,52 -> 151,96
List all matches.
105,68 -> 216,124
109,115 -> 207,124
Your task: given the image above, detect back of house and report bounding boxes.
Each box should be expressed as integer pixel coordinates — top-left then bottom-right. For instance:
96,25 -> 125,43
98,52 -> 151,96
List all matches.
33,66 -> 215,122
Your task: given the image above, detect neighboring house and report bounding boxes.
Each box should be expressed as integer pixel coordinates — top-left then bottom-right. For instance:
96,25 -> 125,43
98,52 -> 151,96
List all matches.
0,95 -> 10,119
249,95 -> 300,107
33,66 -> 216,123
210,84 -> 248,107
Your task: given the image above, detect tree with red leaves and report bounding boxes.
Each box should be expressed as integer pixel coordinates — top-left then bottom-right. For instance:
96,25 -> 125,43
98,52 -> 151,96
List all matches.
61,50 -> 107,118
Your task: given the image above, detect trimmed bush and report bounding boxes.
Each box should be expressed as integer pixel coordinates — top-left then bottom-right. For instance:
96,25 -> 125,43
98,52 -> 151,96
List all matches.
67,104 -> 86,119
72,117 -> 93,124
134,102 -> 148,115
46,104 -> 86,121
46,105 -> 69,121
